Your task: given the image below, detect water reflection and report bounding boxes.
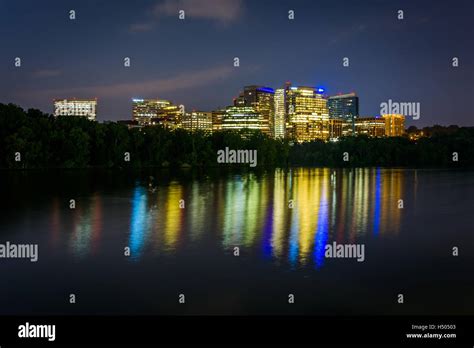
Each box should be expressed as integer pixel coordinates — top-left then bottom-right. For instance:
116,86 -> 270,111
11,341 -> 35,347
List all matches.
57,168 -> 405,268
130,187 -> 153,259
69,194 -> 102,258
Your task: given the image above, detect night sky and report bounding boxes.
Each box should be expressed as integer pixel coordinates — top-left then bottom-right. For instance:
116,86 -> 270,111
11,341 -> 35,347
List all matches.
1,0 -> 473,126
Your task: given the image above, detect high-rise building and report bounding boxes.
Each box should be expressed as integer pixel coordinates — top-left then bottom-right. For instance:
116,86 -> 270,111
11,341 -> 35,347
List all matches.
212,109 -> 226,132
132,98 -> 182,128
234,86 -> 274,137
132,98 -> 168,124
355,117 -> 386,137
382,114 -> 405,137
285,85 -> 330,142
53,99 -> 97,121
329,118 -> 344,139
328,93 -> 359,132
181,111 -> 212,134
274,88 -> 286,139
222,106 -> 267,135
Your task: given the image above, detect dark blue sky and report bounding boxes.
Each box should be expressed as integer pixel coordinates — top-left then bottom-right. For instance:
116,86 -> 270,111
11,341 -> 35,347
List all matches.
1,0 -> 473,126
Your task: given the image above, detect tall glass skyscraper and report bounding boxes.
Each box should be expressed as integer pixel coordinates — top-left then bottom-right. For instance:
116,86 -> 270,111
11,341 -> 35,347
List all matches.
273,89 -> 286,139
327,93 -> 359,132
285,85 -> 330,142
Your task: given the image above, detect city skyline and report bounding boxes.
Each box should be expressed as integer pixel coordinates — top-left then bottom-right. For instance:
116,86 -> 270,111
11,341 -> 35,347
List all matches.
53,84 -> 409,142
1,1 -> 473,344
0,0 -> 473,126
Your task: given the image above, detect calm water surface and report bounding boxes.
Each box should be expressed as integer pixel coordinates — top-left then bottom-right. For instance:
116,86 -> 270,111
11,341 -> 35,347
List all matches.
0,168 -> 473,315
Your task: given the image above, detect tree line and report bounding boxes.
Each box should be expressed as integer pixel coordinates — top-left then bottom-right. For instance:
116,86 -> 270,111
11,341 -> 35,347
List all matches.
1,103 -> 473,169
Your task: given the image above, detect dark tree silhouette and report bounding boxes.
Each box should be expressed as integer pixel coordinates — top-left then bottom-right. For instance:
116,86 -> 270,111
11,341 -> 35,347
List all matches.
1,103 -> 473,169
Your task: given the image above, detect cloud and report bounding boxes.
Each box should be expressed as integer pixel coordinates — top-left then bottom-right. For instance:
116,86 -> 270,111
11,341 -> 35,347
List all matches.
153,0 -> 243,24
23,65 -> 235,100
129,22 -> 155,32
32,69 -> 62,78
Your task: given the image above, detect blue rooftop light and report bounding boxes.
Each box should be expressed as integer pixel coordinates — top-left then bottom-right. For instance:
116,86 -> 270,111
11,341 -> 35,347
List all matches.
257,87 -> 275,93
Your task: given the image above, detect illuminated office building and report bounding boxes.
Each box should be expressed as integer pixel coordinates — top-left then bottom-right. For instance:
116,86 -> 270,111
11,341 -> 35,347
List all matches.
341,121 -> 354,137
222,106 -> 267,135
328,118 -> 344,139
234,86 -> 274,136
132,98 -> 182,128
53,99 -> 97,121
212,109 -> 226,132
285,85 -> 330,142
181,111 -> 212,134
273,88 -> 286,139
328,93 -> 359,132
382,114 -> 405,137
132,98 -> 169,123
355,117 -> 386,137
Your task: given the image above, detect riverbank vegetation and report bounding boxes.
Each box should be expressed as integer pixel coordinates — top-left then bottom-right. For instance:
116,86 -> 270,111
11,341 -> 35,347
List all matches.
1,103 -> 473,169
